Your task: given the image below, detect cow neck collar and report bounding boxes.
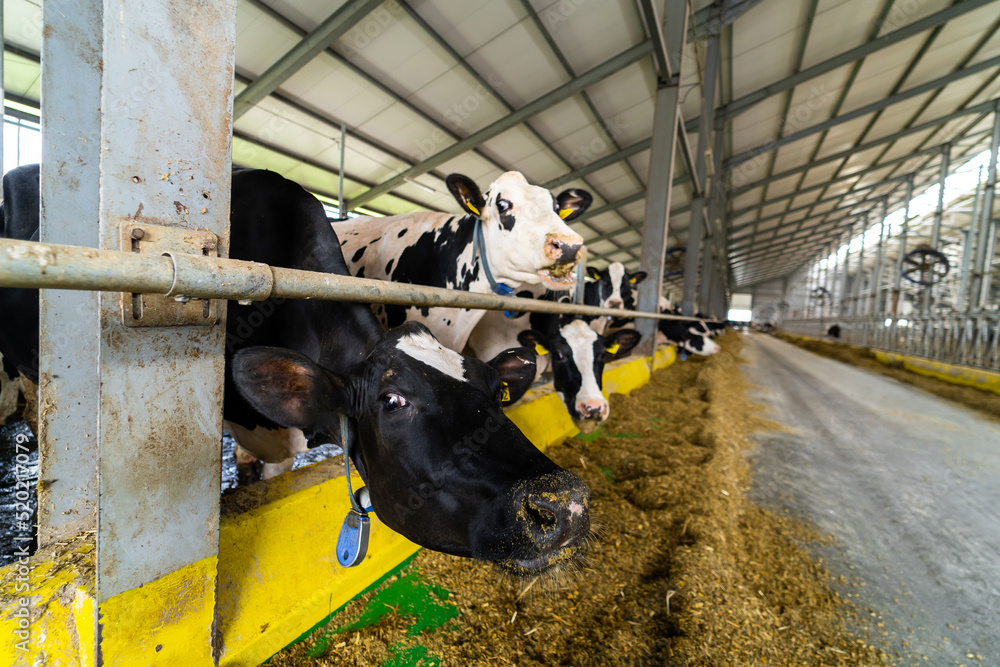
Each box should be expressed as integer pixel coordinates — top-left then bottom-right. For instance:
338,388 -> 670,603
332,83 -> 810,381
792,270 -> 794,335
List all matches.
472,217 -> 518,317
341,413 -> 365,514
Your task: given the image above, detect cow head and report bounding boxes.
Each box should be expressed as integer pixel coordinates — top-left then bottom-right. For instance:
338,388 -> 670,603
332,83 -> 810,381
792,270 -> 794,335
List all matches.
519,320 -> 642,431
232,322 -> 590,576
447,172 -> 589,290
586,262 -> 647,310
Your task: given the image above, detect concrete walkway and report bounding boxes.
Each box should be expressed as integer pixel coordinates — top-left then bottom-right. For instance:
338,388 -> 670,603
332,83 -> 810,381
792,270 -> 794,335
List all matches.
740,333 -> 1000,665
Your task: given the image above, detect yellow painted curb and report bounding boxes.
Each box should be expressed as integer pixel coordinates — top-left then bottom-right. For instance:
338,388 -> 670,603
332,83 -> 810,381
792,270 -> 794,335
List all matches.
101,556 -> 217,665
0,346 -> 679,666
779,333 -> 1000,396
0,534 -> 96,667
871,350 -> 1000,396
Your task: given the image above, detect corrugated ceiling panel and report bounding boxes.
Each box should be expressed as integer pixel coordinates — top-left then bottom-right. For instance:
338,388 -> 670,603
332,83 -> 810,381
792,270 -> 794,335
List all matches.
837,35 -> 926,114
732,189 -> 765,212
798,161 -> 843,189
261,0 -> 349,30
3,53 -> 39,99
627,151 -> 650,186
478,125 -> 558,177
529,0 -> 645,75
337,13 -> 457,98
814,112 -> 877,158
464,18 -> 569,108
283,53 -> 394,128
235,3 -> 303,77
876,128 -> 936,163
583,60 -> 657,145
858,92 -> 936,142
802,0 -> 877,69
916,71 -> 1000,122
729,95 -> 786,153
731,30 -> 804,101
769,136 -> 823,176
415,0 -> 526,60
905,18 -> 999,89
403,65 -> 510,135
589,162 -> 641,195
788,190 -> 823,209
764,173 -> 803,201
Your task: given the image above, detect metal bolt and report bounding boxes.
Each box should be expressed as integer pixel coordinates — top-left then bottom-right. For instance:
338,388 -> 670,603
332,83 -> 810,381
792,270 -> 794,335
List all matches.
174,294 -> 191,303
131,228 -> 145,240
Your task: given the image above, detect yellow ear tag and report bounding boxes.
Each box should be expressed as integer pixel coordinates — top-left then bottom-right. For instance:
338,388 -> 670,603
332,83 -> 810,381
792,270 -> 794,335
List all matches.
466,201 -> 480,216
628,276 -> 638,284
558,208 -> 573,219
500,382 -> 511,403
607,342 -> 621,355
534,343 -> 549,356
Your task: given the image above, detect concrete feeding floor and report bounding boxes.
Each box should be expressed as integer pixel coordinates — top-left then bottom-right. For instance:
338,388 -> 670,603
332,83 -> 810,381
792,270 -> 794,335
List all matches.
741,333 -> 1000,664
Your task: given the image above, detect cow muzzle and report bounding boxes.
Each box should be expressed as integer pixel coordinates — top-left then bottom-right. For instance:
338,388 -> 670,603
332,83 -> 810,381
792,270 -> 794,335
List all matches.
544,235 -> 583,266
538,234 -> 585,289
504,470 -> 590,574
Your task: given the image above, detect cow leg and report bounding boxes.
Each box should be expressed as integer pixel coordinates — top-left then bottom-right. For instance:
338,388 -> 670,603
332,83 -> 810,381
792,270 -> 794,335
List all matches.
261,458 -> 295,480
234,444 -> 264,485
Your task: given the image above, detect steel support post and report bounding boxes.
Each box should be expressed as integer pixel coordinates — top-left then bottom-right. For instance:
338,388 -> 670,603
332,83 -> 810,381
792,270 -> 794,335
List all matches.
981,219 -> 998,307
871,199 -> 888,315
958,166 -> 984,310
36,1 -> 237,663
923,143 -> 951,314
830,235 -> 842,317
37,0 -> 104,554
892,174 -> 915,313
973,102 -> 1000,309
339,123 -> 347,214
702,120 -> 727,317
852,215 -> 868,316
681,19 -> 720,316
840,224 -> 854,317
635,1 -> 687,356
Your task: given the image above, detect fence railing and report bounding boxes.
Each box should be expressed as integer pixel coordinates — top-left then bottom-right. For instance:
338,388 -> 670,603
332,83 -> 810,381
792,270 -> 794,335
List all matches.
0,237 -> 708,324
778,313 -> 1000,371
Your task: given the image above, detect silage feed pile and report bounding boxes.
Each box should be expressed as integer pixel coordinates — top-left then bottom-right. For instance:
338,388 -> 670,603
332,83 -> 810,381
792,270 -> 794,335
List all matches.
271,334 -> 888,666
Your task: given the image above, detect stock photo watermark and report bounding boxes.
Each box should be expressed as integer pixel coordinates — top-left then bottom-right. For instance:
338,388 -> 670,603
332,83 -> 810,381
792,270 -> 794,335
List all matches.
11,431 -> 34,653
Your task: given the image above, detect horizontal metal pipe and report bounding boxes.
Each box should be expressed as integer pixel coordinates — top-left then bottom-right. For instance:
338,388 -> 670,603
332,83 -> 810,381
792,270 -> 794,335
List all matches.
0,238 -> 708,323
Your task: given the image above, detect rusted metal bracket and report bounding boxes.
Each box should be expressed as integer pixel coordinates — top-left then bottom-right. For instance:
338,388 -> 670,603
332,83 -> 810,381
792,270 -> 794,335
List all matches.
119,220 -> 221,327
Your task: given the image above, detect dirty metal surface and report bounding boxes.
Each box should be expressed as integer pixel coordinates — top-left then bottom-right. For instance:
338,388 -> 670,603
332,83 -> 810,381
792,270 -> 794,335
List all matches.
37,0 -> 103,548
118,221 -> 221,327
88,0 -> 236,604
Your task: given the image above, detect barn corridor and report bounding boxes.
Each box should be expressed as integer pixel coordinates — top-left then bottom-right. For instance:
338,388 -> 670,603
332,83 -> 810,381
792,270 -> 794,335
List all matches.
741,333 -> 1000,663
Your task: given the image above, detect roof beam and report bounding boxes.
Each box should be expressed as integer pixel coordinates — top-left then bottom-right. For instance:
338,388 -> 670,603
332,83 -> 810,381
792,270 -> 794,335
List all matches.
722,0 -> 994,120
637,0 -> 674,82
727,54 -> 1000,170
728,98 -> 999,195
232,0 -> 383,119
542,139 -> 651,189
692,0 -> 766,39
347,41 -> 653,210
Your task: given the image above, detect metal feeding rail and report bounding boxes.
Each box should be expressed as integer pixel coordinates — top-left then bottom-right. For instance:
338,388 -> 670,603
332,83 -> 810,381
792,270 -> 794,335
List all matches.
0,237 -> 710,324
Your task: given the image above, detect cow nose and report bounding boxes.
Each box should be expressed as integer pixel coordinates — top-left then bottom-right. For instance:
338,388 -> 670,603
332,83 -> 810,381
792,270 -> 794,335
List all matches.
545,235 -> 583,265
518,474 -> 590,552
606,298 -> 624,309
577,399 -> 608,421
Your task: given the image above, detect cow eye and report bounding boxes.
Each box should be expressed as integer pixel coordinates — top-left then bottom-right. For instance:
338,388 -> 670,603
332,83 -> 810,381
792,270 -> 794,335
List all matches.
381,392 -> 409,411
497,198 -> 512,213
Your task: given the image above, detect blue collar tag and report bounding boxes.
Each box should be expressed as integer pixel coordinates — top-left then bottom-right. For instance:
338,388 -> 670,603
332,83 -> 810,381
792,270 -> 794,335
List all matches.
493,283 -> 518,317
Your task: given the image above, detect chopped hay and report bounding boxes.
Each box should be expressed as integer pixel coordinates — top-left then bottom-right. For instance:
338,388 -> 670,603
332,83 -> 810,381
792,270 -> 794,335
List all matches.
269,333 -> 887,666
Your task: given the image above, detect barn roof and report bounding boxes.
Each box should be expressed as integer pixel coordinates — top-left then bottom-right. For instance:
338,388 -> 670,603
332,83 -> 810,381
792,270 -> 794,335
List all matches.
4,0 -> 999,291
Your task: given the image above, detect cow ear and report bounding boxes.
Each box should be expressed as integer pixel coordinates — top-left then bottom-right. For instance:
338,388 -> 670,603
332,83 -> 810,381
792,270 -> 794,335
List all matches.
585,266 -> 602,281
604,329 -> 642,357
446,174 -> 486,218
488,347 -> 537,406
555,188 -> 593,221
232,347 -> 351,429
628,270 -> 648,285
517,330 -> 550,357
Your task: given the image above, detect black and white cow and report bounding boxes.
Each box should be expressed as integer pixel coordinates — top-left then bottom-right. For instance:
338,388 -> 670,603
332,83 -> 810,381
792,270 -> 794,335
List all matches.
0,165 -> 591,574
465,289 -> 642,427
335,172 -> 591,352
657,316 -> 721,356
583,262 -> 647,334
